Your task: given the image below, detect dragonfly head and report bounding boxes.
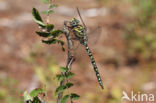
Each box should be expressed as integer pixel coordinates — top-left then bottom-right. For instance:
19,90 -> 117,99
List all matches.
70,18 -> 80,27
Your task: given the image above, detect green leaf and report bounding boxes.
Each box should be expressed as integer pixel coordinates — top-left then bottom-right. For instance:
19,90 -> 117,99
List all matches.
40,0 -> 50,4
65,72 -> 75,79
48,10 -> 54,14
42,38 -> 57,44
55,85 -> 66,96
25,100 -> 32,103
32,96 -> 42,103
57,40 -> 64,45
50,30 -> 63,38
70,93 -> 80,100
32,8 -> 43,22
66,82 -> 73,88
46,24 -> 54,32
61,95 -> 69,103
36,31 -> 50,37
41,11 -> 48,14
32,8 -> 45,27
56,74 -> 64,81
60,67 -> 69,72
23,91 -> 32,101
29,88 -> 44,98
49,4 -> 58,9
62,47 -> 65,52
57,40 -> 65,51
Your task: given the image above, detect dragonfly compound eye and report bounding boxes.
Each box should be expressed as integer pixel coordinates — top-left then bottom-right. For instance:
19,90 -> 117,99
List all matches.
70,18 -> 80,27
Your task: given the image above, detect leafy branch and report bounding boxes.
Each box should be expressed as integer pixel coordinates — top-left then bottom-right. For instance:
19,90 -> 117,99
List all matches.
23,0 -> 80,103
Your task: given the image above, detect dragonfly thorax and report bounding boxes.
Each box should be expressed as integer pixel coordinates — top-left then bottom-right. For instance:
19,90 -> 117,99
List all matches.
73,25 -> 87,44
70,18 -> 87,45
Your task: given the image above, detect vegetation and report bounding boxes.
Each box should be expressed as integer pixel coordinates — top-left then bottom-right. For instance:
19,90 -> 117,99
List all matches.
0,0 -> 155,103
123,0 -> 156,62
24,0 -> 80,103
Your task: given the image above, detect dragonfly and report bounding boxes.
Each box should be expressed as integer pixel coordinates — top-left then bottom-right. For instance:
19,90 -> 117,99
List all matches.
66,8 -> 104,89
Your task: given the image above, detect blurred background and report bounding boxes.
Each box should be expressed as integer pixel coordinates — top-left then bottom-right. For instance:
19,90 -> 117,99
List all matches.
0,0 -> 156,103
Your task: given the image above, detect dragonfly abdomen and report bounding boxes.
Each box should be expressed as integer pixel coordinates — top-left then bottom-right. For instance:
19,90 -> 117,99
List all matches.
84,44 -> 104,89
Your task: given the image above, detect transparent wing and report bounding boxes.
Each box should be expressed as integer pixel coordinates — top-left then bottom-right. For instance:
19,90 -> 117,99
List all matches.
87,26 -> 102,45
73,7 -> 102,61
76,7 -> 102,45
72,26 -> 102,50
71,26 -> 102,62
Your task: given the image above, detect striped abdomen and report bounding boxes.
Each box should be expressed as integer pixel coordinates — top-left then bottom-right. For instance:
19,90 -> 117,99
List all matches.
83,43 -> 104,89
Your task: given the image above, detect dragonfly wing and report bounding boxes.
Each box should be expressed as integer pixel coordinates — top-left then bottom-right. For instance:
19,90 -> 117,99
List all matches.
87,26 -> 102,45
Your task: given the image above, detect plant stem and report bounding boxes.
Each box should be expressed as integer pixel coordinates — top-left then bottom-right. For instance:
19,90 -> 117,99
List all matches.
57,21 -> 74,103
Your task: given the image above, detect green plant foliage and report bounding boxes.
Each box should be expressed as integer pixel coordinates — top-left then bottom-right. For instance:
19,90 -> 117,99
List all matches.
61,95 -> 69,103
57,40 -> 65,51
123,0 -> 156,62
32,8 -> 43,22
54,66 -> 79,102
55,85 -> 67,96
23,89 -> 45,103
40,0 -> 50,4
56,74 -> 64,81
0,89 -> 7,100
66,82 -> 74,88
41,11 -> 48,15
48,10 -> 54,14
30,88 -> 45,98
50,30 -> 63,38
62,46 -> 65,52
49,4 -> 58,9
46,24 -> 54,32
56,40 -> 64,45
42,38 -> 57,44
60,67 -> 69,72
23,91 -> 32,102
36,32 -> 51,37
40,1 -> 57,16
31,1 -> 80,103
65,72 -> 75,79
32,4 -> 65,51
33,97 -> 42,103
32,8 -> 45,27
70,93 -> 80,100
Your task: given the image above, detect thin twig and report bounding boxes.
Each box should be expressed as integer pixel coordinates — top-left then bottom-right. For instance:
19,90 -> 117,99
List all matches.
57,21 -> 74,103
